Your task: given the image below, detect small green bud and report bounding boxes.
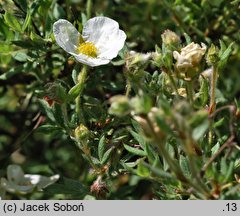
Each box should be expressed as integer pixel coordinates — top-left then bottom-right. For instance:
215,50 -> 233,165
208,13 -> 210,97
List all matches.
152,50 -> 162,65
130,94 -> 152,114
206,44 -> 219,65
133,116 -> 153,139
161,30 -> 180,47
74,124 -> 90,142
109,95 -> 131,116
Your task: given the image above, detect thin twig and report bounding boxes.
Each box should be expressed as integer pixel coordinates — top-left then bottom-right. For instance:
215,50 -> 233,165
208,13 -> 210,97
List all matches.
201,135 -> 235,176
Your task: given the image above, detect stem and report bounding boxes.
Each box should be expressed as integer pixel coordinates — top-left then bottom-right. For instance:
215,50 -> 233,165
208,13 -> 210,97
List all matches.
186,80 -> 194,105
201,135 -> 235,176
61,103 -> 70,131
149,120 -> 210,198
66,0 -> 71,20
86,0 -> 92,19
208,66 -> 218,146
123,62 -> 132,96
76,65 -> 88,124
209,66 -> 218,113
125,79 -> 131,96
168,73 -> 180,99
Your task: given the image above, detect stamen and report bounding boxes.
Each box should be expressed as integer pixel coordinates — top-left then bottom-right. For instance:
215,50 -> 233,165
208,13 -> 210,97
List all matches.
77,40 -> 97,58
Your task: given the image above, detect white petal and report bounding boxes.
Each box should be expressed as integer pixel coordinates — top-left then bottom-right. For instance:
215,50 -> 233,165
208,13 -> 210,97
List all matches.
173,51 -> 180,60
25,174 -> 60,190
1,178 -> 34,194
97,29 -> 126,59
72,53 -> 110,67
7,165 -> 25,184
53,19 -> 80,54
82,17 -> 126,60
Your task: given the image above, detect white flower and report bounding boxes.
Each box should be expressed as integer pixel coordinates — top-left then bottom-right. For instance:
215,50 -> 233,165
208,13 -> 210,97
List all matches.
173,42 -> 207,72
0,165 -> 59,196
53,17 -> 126,67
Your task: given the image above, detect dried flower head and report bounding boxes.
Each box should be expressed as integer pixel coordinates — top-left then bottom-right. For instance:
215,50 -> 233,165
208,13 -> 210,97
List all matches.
173,42 -> 207,73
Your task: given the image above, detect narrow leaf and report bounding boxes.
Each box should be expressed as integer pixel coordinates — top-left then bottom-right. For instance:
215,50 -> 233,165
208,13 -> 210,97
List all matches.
4,12 -> 22,33
98,136 -> 106,161
101,147 -> 114,165
123,144 -> 147,157
67,82 -> 84,101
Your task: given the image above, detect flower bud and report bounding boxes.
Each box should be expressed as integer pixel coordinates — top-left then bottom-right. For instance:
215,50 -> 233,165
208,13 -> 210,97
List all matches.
74,124 -> 90,143
109,95 -> 131,117
90,176 -> 109,199
133,116 -> 153,138
147,107 -> 167,138
161,30 -> 180,47
173,42 -> 207,73
206,44 -> 219,65
172,88 -> 187,97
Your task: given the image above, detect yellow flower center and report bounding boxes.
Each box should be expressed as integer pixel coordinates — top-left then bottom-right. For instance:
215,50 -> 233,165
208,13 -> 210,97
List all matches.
77,41 -> 97,58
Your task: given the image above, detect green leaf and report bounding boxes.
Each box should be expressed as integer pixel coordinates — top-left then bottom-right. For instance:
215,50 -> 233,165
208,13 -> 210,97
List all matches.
0,41 -> 13,53
53,103 -> 66,128
179,155 -> 191,177
22,10 -> 31,31
211,142 -> 220,155
12,39 -> 46,50
213,117 -> 225,128
199,76 -> 209,106
55,83 -> 67,102
36,125 -> 62,134
45,177 -> 88,199
53,3 -> 65,19
145,143 -> 158,164
130,94 -> 152,114
4,12 -> 22,33
81,12 -> 88,26
38,99 -> 55,122
183,33 -> 192,44
142,161 -> 173,179
72,64 -> 80,84
98,136 -> 106,161
30,32 -> 45,45
137,159 -> 150,177
12,51 -> 29,62
129,130 -> 146,150
220,42 -> 233,61
0,65 -> 24,80
192,119 -> 209,141
218,41 -> 234,71
67,82 -> 84,101
101,147 -> 114,165
219,40 -> 227,56
123,144 -> 147,157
